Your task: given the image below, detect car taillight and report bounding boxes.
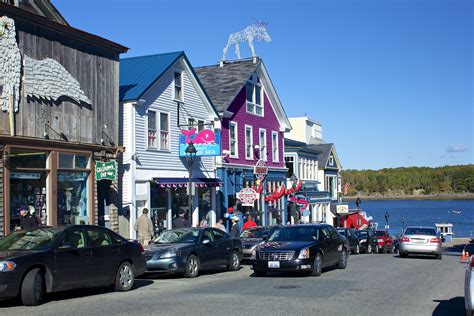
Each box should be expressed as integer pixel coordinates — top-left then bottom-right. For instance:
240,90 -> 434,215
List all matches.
400,236 -> 410,243
429,238 -> 441,243
377,239 -> 384,243
139,244 -> 145,253
470,256 -> 474,268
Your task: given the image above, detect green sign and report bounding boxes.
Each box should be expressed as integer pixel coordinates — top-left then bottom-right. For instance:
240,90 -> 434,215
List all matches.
95,161 -> 117,181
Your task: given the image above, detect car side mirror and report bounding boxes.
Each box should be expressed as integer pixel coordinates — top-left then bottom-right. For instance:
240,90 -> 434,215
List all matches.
202,238 -> 211,245
58,242 -> 73,250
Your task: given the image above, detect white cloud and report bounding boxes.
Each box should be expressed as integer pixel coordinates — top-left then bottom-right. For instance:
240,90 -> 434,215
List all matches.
446,144 -> 468,153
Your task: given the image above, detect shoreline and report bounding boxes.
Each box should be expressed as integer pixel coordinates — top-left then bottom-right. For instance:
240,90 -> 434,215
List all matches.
343,193 -> 474,201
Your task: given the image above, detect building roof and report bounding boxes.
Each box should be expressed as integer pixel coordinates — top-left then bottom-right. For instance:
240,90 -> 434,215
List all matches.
119,52 -> 184,102
194,59 -> 258,112
284,138 -> 322,157
307,143 -> 341,169
15,0 -> 69,25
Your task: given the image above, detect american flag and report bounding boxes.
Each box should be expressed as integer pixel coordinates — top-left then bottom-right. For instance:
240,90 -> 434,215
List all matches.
343,182 -> 349,196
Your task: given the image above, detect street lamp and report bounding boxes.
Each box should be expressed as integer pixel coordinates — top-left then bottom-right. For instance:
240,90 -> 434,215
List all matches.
385,211 -> 390,231
185,142 -> 197,220
401,216 -> 405,235
290,174 -> 298,224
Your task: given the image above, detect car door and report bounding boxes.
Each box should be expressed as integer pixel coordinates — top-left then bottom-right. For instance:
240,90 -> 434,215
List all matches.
53,227 -> 93,290
318,227 -> 334,266
199,229 -> 219,268
85,226 -> 121,284
212,228 -> 232,265
327,226 -> 344,262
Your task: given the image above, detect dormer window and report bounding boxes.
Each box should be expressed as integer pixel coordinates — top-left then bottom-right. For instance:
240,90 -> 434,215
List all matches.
246,74 -> 263,116
329,156 -> 334,166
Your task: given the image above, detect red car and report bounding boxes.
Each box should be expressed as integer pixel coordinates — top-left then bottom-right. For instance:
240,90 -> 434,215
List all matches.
374,230 -> 393,253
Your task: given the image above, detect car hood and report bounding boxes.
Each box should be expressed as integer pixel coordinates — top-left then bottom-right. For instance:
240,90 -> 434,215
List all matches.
0,250 -> 42,260
241,238 -> 263,245
145,243 -> 192,254
258,241 -> 315,251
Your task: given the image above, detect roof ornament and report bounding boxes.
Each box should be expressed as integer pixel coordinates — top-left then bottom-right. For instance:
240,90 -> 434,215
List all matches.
221,19 -> 271,65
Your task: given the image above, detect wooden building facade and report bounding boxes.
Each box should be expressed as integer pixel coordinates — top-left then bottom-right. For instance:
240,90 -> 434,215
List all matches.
0,2 -> 127,236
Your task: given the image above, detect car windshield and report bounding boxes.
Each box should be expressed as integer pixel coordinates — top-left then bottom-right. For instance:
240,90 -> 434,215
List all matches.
337,229 -> 346,235
0,228 -> 56,251
153,229 -> 200,244
269,227 -> 319,242
374,231 -> 386,237
241,228 -> 269,238
404,228 -> 436,236
357,231 -> 368,237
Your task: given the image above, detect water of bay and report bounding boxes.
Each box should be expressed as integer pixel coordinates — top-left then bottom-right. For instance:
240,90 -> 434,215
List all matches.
346,199 -> 474,237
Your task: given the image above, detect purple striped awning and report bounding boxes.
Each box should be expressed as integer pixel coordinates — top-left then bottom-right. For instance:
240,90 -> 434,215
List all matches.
153,177 -> 223,188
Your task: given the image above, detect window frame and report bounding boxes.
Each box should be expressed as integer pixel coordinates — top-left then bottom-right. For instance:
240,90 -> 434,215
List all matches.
174,71 -> 183,102
159,112 -> 170,151
329,155 -> 334,166
147,110 -> 158,149
258,128 -> 267,161
245,125 -> 254,160
245,74 -> 264,117
271,131 -> 279,162
229,121 -> 238,158
146,110 -> 171,151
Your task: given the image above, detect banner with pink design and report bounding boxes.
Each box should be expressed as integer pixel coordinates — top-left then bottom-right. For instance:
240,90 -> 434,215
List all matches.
179,128 -> 221,157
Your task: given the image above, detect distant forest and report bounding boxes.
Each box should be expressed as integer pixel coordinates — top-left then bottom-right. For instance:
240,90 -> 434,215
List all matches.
341,165 -> 474,196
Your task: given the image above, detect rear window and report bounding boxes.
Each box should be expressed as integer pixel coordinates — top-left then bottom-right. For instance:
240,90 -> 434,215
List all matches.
374,231 -> 386,237
404,228 -> 436,236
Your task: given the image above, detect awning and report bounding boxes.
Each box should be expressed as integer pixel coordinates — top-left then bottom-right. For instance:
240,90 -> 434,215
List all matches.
153,177 -> 224,188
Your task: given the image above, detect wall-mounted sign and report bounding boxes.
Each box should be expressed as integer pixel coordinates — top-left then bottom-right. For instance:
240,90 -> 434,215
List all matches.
179,128 -> 221,157
96,161 -> 117,181
254,159 -> 268,180
10,172 -> 41,180
236,187 -> 259,206
336,204 -> 349,214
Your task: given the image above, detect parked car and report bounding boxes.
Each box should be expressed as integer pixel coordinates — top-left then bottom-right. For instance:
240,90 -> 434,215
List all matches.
355,229 -> 379,254
466,254 -> 474,316
399,226 -> 442,259
144,227 -> 242,278
241,226 -> 279,260
250,224 -> 348,277
337,228 -> 360,254
0,225 -> 146,306
374,230 -> 394,253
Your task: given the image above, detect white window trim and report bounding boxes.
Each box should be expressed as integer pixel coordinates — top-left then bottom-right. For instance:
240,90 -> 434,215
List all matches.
173,71 -> 184,102
245,75 -> 264,117
245,125 -> 254,160
229,121 -> 239,159
329,156 -> 334,166
272,131 -> 279,162
146,109 -> 171,151
259,128 -> 267,161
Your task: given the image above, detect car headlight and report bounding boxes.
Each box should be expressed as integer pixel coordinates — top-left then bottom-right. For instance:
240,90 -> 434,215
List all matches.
159,250 -> 181,259
250,248 -> 257,260
298,248 -> 310,259
0,261 -> 16,272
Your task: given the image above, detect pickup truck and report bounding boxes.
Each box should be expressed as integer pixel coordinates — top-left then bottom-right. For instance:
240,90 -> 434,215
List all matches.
374,230 -> 393,253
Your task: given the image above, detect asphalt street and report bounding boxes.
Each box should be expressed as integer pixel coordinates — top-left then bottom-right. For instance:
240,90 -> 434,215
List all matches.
0,247 -> 467,316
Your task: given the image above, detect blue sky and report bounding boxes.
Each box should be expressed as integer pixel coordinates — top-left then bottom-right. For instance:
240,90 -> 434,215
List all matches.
54,0 -> 473,170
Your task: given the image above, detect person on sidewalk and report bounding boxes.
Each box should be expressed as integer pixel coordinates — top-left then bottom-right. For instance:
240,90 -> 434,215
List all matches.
215,218 -> 227,232
20,205 -> 38,231
230,216 -> 241,238
172,210 -> 189,229
135,208 -> 154,246
241,215 -> 257,232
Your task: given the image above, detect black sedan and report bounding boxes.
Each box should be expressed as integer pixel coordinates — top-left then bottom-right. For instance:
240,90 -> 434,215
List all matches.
337,228 -> 360,254
355,229 -> 379,254
250,224 -> 348,277
241,226 -> 279,260
0,225 -> 146,306
144,227 -> 242,278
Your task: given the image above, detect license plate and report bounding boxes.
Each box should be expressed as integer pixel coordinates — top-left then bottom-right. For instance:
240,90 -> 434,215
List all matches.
268,261 -> 280,268
413,239 -> 425,243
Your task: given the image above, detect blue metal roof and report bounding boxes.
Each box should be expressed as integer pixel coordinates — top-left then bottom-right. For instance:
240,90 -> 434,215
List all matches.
119,51 -> 184,101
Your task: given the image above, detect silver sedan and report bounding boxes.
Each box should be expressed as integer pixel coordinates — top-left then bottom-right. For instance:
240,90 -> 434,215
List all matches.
398,226 -> 442,259
466,255 -> 474,316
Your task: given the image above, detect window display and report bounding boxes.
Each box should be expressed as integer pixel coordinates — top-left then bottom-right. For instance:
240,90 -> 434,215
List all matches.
57,171 -> 88,225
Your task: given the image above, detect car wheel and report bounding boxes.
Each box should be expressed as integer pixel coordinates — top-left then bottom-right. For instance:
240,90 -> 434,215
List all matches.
375,245 -> 379,254
115,261 -> 135,292
383,246 -> 388,254
184,254 -> 200,278
253,269 -> 267,277
337,248 -> 348,269
227,250 -> 240,271
355,244 -> 360,255
437,253 -> 442,260
312,253 -> 322,276
21,268 -> 44,306
367,244 -> 372,254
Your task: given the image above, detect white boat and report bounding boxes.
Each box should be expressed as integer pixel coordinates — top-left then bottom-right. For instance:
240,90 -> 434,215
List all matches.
435,223 -> 454,242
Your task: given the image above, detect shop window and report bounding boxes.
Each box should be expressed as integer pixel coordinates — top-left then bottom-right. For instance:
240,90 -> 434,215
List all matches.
59,153 -> 89,169
285,156 -> 295,178
57,171 -> 88,225
9,150 -> 47,169
148,111 -> 157,149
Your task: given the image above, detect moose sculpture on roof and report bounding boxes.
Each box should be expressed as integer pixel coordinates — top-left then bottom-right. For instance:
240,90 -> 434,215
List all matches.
222,20 -> 271,62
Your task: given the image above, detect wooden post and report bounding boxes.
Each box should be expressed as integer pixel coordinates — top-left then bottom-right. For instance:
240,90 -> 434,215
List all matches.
9,94 -> 14,136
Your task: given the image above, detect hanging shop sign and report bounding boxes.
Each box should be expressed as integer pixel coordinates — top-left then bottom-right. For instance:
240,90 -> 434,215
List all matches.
254,159 -> 268,180
236,187 -> 260,206
95,161 -> 117,181
179,128 -> 221,157
336,204 -> 349,214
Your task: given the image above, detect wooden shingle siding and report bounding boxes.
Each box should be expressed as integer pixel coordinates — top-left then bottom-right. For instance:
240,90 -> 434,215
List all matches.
0,145 -> 3,237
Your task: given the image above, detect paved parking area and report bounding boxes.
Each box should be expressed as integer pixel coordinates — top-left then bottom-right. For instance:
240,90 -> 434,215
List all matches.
0,248 -> 467,316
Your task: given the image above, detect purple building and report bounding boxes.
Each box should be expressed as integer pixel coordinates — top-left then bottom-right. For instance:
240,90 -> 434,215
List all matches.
195,58 -> 292,225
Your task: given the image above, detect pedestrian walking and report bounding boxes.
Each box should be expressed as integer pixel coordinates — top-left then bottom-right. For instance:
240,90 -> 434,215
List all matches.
134,208 -> 154,246
241,215 -> 257,232
356,197 -> 361,210
230,216 -> 240,238
172,210 -> 189,229
215,218 -> 227,232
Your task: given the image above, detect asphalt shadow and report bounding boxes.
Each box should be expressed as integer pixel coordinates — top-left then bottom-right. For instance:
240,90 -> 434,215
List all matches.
432,296 -> 465,316
141,266 -> 243,280
0,279 -> 153,308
